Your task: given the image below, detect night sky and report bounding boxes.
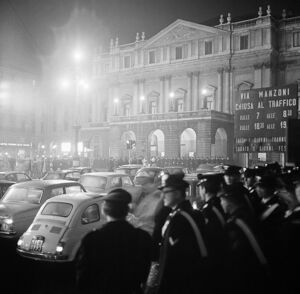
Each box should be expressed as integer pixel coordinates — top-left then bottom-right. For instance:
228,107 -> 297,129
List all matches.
0,0 -> 299,73
5,0 -> 300,54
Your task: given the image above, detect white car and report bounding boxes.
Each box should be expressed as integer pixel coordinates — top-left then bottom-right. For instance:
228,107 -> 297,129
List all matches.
17,192 -> 106,262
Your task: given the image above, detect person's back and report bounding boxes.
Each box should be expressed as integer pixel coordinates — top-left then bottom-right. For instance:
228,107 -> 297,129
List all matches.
76,189 -> 152,294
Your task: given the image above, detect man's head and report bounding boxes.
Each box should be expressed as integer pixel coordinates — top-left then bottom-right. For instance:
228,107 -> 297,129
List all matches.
243,168 -> 257,188
255,176 -> 276,199
224,166 -> 242,186
159,173 -> 189,209
197,174 -> 222,202
102,188 -> 132,220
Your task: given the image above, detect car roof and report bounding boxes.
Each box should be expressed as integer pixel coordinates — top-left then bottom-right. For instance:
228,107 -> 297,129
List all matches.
0,171 -> 28,175
46,170 -> 74,174
44,192 -> 103,206
81,172 -> 128,177
137,167 -> 163,171
0,180 -> 16,184
117,164 -> 142,168
12,179 -> 82,189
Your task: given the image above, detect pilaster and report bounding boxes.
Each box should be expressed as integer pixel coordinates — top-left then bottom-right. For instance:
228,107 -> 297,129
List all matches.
187,72 -> 193,111
217,68 -> 223,111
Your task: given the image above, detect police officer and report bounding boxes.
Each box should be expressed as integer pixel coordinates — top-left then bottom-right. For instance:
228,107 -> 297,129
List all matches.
156,173 -> 208,294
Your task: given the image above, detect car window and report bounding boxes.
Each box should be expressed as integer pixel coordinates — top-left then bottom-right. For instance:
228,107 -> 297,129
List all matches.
41,202 -> 73,217
6,174 -> 16,181
44,173 -> 62,180
110,177 -> 122,188
2,187 -> 43,204
50,187 -> 64,197
115,169 -> 127,175
65,185 -> 84,194
80,176 -> 107,189
0,174 -> 6,180
65,172 -> 81,180
16,173 -> 29,181
122,176 -> 133,186
81,204 -> 100,224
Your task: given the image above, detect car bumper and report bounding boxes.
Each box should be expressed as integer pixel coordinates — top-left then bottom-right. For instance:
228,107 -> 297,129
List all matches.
17,248 -> 69,262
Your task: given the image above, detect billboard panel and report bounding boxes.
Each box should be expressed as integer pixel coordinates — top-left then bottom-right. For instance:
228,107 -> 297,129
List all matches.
235,84 -> 298,153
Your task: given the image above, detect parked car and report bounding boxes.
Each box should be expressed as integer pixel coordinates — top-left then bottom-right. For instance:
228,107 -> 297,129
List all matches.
69,166 -> 93,174
133,167 -> 165,187
0,180 -> 15,199
163,166 -> 191,175
79,172 -> 143,204
42,170 -> 82,181
0,171 -> 32,182
17,192 -> 105,262
0,180 -> 86,240
115,164 -> 142,181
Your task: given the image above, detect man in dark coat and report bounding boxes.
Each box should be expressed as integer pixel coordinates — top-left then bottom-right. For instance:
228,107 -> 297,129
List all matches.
76,188 -> 153,294
156,173 -> 208,294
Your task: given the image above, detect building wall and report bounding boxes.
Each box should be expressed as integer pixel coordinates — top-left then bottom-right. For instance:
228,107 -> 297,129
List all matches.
78,12 -> 300,164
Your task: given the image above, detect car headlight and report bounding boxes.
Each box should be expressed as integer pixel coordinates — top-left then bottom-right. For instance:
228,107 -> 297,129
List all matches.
56,242 -> 65,254
0,216 -> 15,233
17,236 -> 24,247
3,218 -> 13,225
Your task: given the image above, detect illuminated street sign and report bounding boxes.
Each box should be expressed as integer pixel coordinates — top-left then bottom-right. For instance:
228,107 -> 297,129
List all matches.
235,84 -> 299,153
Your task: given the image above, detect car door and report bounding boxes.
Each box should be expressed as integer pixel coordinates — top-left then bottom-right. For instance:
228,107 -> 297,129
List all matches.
121,175 -> 143,204
42,187 -> 64,203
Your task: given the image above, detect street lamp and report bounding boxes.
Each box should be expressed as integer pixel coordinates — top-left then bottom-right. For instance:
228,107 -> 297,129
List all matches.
113,98 -> 119,115
169,92 -> 175,111
140,95 -> 145,113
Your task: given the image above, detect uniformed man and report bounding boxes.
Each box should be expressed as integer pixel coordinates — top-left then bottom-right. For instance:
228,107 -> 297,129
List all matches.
156,173 -> 208,294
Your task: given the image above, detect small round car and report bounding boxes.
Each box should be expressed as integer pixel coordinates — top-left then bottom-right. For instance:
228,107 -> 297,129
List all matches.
17,192 -> 106,262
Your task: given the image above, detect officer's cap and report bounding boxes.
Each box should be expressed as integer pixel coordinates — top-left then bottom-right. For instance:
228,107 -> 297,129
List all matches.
158,173 -> 189,190
103,188 -> 132,204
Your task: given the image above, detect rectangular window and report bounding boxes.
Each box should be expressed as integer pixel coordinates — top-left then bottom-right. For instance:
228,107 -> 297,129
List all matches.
149,50 -> 156,64
177,99 -> 184,112
240,35 -> 249,50
293,32 -> 300,47
150,101 -> 157,114
124,56 -> 131,68
204,41 -> 213,55
175,46 -> 183,60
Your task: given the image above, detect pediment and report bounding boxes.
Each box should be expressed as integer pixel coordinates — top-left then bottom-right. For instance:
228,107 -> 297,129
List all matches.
144,19 -> 225,48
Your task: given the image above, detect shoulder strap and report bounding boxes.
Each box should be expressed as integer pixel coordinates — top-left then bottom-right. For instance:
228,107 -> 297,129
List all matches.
260,203 -> 279,221
234,218 -> 268,266
211,206 -> 226,228
178,210 -> 208,258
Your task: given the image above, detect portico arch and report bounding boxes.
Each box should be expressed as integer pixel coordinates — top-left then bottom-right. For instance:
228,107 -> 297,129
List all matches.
180,128 -> 196,158
214,128 -> 227,158
148,129 -> 165,158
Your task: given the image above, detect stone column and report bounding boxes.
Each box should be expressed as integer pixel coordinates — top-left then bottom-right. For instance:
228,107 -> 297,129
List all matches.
166,46 -> 171,63
224,68 -> 230,113
254,63 -> 263,88
217,68 -> 223,111
133,80 -> 139,115
108,87 -> 114,119
263,62 -> 272,87
193,72 -> 199,110
159,77 -> 165,113
187,72 -> 193,111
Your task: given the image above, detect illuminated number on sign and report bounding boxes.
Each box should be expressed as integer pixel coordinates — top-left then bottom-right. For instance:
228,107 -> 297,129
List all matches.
256,112 -> 260,119
280,121 -> 287,128
283,110 -> 287,118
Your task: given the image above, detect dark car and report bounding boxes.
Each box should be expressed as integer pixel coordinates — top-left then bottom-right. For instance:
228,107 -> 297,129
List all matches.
115,164 -> 142,181
0,180 -> 86,240
133,167 -> 165,187
0,171 -> 32,183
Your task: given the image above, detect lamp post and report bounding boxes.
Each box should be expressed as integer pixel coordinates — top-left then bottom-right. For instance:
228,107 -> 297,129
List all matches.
60,48 -> 89,167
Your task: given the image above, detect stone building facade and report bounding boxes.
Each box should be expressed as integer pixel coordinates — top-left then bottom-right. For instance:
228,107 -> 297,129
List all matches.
77,7 -> 300,165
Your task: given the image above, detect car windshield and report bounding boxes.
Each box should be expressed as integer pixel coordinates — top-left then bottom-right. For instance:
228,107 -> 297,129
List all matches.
136,170 -> 158,178
43,173 -> 63,180
116,169 -> 137,177
80,176 -> 107,189
41,202 -> 73,217
2,187 -> 43,204
0,174 -> 7,180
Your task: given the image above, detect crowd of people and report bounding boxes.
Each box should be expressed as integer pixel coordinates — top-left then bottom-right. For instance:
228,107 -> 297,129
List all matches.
74,162 -> 300,294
